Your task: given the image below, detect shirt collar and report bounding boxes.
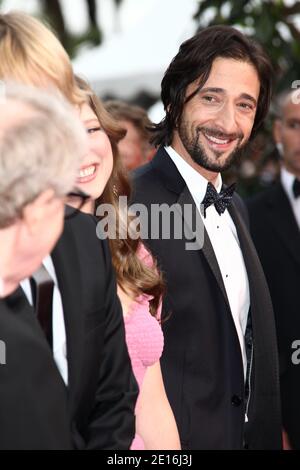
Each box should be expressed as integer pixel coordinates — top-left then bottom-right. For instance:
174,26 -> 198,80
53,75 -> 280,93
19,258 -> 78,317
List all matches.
42,255 -> 57,285
165,145 -> 222,204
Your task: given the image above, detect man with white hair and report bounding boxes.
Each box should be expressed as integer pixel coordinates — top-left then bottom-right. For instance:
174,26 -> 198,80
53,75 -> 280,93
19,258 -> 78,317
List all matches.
0,83 -> 86,449
0,83 -> 87,296
0,84 -> 137,449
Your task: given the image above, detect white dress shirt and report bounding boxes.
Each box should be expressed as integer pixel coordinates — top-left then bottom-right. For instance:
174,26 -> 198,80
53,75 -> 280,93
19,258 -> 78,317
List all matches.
20,255 -> 68,385
166,146 -> 250,379
281,166 -> 300,230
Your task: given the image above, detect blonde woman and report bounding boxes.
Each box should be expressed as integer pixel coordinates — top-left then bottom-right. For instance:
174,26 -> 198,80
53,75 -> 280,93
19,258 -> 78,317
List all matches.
74,76 -> 180,449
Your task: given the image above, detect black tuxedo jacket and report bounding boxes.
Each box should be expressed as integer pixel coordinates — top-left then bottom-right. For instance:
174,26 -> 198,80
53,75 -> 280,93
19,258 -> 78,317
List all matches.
132,147 -> 281,450
0,288 -> 72,450
247,182 -> 300,448
0,211 -> 137,450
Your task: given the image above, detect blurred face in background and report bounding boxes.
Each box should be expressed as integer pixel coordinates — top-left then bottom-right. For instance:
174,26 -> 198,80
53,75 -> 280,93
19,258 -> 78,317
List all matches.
273,94 -> 300,178
77,102 -> 113,211
118,119 -> 147,170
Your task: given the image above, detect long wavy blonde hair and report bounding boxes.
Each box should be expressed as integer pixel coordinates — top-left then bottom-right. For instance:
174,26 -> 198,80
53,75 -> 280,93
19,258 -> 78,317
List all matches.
0,11 -> 83,104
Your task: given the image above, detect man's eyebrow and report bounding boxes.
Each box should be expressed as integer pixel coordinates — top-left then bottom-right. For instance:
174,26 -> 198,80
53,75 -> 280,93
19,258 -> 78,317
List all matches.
239,93 -> 257,107
200,87 -> 225,94
199,88 -> 257,107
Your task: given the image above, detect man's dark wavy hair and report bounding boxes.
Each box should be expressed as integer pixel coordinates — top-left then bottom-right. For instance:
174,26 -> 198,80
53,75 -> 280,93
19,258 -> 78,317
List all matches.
151,25 -> 273,147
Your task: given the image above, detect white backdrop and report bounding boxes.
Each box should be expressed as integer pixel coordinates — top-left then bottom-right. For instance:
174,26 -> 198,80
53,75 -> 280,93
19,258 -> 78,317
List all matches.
73,0 -> 197,98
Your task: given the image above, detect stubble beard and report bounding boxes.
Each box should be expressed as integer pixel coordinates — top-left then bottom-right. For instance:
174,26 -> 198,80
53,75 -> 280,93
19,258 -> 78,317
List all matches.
178,120 -> 248,172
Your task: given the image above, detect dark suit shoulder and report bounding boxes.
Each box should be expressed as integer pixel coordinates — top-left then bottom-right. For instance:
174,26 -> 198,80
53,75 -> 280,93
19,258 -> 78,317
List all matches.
132,160 -> 160,193
64,210 -> 97,232
60,210 -> 110,276
131,161 -> 166,208
246,184 -> 285,233
133,160 -> 155,179
63,211 -> 103,248
246,183 -> 281,211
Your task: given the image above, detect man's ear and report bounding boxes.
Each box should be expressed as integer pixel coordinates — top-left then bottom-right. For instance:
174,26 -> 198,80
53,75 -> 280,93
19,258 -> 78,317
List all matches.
273,118 -> 282,145
22,189 -> 56,235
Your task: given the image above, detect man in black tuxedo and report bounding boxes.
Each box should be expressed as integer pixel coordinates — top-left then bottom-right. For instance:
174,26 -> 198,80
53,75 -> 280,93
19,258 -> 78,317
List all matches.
0,84 -> 137,449
248,89 -> 300,449
132,26 -> 281,449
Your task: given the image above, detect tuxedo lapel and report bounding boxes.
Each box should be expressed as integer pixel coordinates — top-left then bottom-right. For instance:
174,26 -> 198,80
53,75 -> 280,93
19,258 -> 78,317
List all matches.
228,199 -> 263,298
176,186 -> 231,311
229,197 -> 281,435
51,221 -> 84,415
266,183 -> 300,266
3,287 -> 66,383
229,199 -> 276,360
5,287 -> 49,348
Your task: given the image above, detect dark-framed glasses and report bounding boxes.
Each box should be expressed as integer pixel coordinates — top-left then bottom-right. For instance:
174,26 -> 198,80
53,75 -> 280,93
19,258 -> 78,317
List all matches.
64,187 -> 91,219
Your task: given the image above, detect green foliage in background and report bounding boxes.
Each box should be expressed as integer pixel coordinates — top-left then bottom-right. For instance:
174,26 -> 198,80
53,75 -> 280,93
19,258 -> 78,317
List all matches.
193,1 -> 300,195
194,0 -> 300,92
40,0 -> 124,58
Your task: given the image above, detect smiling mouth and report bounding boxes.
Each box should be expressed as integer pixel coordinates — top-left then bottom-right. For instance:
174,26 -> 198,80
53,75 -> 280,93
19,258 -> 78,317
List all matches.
202,130 -> 236,149
77,164 -> 98,183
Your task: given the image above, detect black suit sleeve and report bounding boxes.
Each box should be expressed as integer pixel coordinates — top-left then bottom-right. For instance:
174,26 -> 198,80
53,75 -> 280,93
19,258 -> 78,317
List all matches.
85,238 -> 138,450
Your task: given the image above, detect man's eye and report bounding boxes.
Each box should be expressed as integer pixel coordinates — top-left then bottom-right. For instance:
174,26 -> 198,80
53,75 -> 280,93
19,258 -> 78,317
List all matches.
238,102 -> 254,111
87,127 -> 101,134
201,95 -> 216,103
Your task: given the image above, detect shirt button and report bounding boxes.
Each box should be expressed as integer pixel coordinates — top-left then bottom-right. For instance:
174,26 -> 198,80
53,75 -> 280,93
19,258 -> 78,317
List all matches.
231,395 -> 242,407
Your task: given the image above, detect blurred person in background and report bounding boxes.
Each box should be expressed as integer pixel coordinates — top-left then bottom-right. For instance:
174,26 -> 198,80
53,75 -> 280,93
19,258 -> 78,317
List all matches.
0,11 -> 138,449
105,100 -> 156,170
248,88 -> 300,449
0,83 -> 85,449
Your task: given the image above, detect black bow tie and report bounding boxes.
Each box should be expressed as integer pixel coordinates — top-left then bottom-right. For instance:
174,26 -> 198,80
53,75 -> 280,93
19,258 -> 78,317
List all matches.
201,182 -> 236,218
292,178 -> 300,198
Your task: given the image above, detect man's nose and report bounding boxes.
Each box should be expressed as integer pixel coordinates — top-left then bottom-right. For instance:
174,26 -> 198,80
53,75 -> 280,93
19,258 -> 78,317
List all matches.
212,101 -> 238,135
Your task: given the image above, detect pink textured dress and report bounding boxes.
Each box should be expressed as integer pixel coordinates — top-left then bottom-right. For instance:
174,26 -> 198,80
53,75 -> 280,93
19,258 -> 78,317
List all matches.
124,244 -> 164,450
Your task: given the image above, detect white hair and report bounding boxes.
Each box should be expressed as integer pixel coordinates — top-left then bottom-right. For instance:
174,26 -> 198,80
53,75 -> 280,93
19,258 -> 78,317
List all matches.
0,82 -> 87,227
